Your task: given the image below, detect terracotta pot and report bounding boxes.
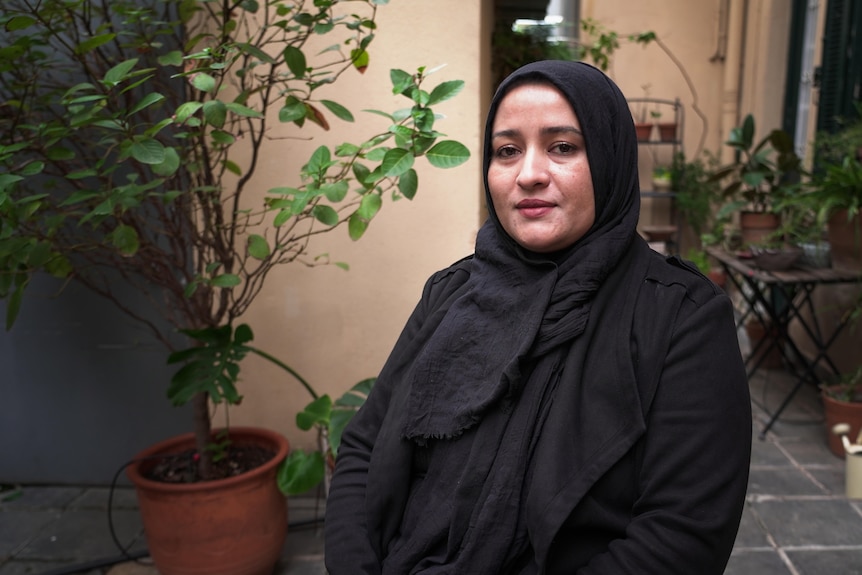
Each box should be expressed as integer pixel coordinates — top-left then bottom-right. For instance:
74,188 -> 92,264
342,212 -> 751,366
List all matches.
827,208 -> 862,269
656,122 -> 677,142
822,386 -> 862,459
707,267 -> 726,289
745,320 -> 782,369
634,122 -> 654,142
127,427 -> 290,575
739,210 -> 780,248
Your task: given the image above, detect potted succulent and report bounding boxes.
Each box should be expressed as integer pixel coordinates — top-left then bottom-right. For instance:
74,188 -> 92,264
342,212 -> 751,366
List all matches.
0,0 -> 469,573
710,114 -> 805,249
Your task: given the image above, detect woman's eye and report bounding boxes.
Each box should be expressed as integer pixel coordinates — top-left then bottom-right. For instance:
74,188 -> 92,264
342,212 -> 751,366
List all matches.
552,142 -> 577,154
495,145 -> 519,158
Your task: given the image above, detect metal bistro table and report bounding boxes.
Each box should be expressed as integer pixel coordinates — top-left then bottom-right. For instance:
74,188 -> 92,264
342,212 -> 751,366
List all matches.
706,246 -> 862,438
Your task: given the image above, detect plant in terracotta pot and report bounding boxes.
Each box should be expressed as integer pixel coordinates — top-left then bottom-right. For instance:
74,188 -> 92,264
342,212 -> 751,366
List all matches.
811,109 -> 862,267
710,114 -> 805,249
0,0 -> 469,571
822,366 -> 862,458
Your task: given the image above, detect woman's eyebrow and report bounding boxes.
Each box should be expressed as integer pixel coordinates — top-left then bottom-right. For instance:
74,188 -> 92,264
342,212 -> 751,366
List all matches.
491,126 -> 582,139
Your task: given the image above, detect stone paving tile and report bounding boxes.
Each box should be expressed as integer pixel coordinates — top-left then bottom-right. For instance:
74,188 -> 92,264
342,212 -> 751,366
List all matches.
751,498 -> 862,548
0,560 -> 101,575
733,504 -> 772,548
747,467 -> 826,497
786,548 -> 862,574
1,487 -> 84,510
750,436 -> 794,466
70,487 -> 139,510
724,549 -> 792,575
0,509 -> 58,558
14,509 -> 143,562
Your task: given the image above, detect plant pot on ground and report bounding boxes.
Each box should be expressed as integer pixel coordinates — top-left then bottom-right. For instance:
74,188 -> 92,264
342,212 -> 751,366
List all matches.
0,0 -> 470,570
821,368 -> 862,458
127,427 -> 289,575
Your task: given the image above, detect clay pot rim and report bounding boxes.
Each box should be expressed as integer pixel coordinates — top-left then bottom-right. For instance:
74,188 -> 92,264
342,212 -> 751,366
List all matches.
126,426 -> 289,492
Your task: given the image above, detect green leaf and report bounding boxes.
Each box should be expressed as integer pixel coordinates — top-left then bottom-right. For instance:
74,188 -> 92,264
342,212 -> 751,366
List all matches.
152,147 -> 180,176
296,395 -> 332,431
398,168 -> 418,199
380,147 -> 414,177
427,80 -> 465,105
6,16 -> 36,31
247,234 -> 270,260
103,58 -> 138,85
320,100 -> 354,122
348,212 -> 368,240
77,34 -> 117,55
351,48 -> 369,73
203,100 -> 227,128
279,97 -> 306,123
277,450 -> 325,496
175,101 -> 204,122
210,274 -> 241,287
284,46 -> 307,78
210,129 -> 235,145
390,68 -> 413,95
111,225 -> 140,256
157,50 -> 184,66
129,92 -> 165,116
425,140 -> 470,168
191,72 -> 217,93
225,102 -> 263,118
357,193 -> 382,220
312,205 -> 339,226
321,181 -> 348,202
130,138 -> 166,165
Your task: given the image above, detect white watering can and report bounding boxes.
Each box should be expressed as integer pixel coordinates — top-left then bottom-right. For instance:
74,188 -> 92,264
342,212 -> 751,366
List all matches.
832,423 -> 862,499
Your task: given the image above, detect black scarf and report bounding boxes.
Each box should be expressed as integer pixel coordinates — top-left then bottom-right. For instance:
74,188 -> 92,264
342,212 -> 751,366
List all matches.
403,60 -> 640,442
385,60 -> 641,573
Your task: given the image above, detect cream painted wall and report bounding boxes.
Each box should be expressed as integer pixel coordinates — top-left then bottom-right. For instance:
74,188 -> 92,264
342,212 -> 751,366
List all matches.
231,0 -> 486,450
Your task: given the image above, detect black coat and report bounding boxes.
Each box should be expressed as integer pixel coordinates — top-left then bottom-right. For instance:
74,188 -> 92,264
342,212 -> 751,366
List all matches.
325,236 -> 752,574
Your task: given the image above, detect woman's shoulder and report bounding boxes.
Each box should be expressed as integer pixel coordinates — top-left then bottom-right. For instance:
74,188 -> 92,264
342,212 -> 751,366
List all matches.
642,247 -> 724,307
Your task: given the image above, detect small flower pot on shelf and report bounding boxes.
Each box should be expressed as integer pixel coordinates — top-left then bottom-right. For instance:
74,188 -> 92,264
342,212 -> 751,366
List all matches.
656,122 -> 678,142
635,122 -> 654,142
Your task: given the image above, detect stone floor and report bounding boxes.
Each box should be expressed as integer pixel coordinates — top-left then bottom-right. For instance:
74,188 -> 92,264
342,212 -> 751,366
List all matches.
2,368 -> 861,575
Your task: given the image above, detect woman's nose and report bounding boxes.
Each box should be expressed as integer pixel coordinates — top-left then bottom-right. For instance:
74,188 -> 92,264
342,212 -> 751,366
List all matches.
516,147 -> 550,189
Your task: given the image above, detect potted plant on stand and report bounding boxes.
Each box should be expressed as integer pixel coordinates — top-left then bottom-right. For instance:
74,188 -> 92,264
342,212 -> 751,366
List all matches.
0,1 -> 470,573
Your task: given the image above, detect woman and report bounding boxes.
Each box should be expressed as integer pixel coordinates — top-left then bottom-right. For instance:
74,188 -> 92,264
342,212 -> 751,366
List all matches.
325,60 -> 751,574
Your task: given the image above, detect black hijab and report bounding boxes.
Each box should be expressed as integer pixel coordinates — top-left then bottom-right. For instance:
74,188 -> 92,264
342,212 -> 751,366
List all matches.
402,60 -> 641,442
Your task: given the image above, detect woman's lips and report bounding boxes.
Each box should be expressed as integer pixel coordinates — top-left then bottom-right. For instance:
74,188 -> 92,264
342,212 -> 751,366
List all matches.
516,199 -> 555,218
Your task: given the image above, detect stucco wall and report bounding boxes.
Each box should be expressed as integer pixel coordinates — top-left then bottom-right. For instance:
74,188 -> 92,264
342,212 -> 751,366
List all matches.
232,0 -> 486,451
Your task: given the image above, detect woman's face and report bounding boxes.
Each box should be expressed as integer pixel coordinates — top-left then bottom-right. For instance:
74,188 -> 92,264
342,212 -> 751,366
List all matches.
487,83 -> 596,253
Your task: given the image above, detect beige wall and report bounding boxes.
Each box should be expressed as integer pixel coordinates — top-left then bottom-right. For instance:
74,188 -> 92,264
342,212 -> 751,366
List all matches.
228,0 -> 857,448
232,0 -> 488,450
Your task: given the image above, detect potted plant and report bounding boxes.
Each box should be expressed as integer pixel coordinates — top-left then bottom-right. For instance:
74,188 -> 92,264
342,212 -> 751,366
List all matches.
822,366 -> 862,458
710,114 -> 805,248
811,108 -> 862,267
651,165 -> 673,192
0,0 -> 469,572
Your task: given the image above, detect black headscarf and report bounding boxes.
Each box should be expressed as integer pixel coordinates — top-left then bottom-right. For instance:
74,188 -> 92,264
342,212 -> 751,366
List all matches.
375,60 -> 642,573
402,60 -> 641,442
